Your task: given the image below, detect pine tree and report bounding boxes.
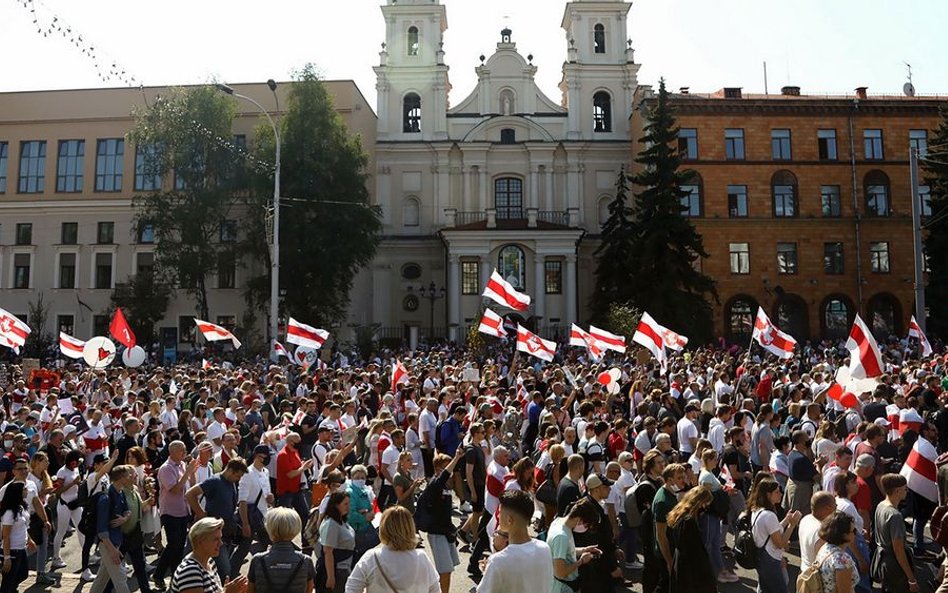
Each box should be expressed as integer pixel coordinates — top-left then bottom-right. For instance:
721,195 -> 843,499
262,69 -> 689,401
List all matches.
922,107 -> 948,340
591,170 -> 637,320
627,78 -> 716,342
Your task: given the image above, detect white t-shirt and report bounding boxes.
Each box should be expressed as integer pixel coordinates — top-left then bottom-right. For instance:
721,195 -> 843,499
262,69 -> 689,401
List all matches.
798,513 -> 823,571
677,417 -> 698,454
419,410 -> 437,449
836,496 -> 864,532
238,465 -> 271,514
1,510 -> 28,549
0,480 -> 38,514
752,509 -> 784,561
634,431 -> 653,455
56,466 -> 81,504
478,539 -> 553,593
381,444 -> 400,482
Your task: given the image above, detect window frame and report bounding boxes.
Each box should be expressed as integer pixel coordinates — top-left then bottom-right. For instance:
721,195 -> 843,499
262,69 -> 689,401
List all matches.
729,242 -> 750,275
817,129 -> 838,161
776,242 -> 799,275
18,140 -> 47,194
544,260 -> 563,294
134,143 -> 162,191
12,253 -> 31,289
823,242 -> 844,275
771,129 -> 792,160
727,184 -> 748,218
724,128 -> 745,160
497,244 -> 526,291
0,141 -> 8,194
679,183 -> 702,217
97,221 -> 115,245
217,252 -> 236,289
869,241 -> 890,273
863,129 -> 884,160
910,129 -> 928,157
94,251 -> 114,289
61,222 -> 78,245
94,138 -> 124,192
593,92 -> 612,133
494,177 -> 524,220
678,128 -> 698,160
58,252 -> 77,289
56,139 -> 85,193
821,185 -> 842,217
407,26 -> 420,56
593,23 -> 606,54
15,223 -> 32,246
403,93 -> 422,134
460,261 -> 480,295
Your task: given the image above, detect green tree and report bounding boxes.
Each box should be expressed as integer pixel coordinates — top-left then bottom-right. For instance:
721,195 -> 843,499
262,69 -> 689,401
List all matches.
24,293 -> 53,359
923,107 -> 948,340
591,170 -> 637,320
246,65 -> 382,327
604,302 -> 642,340
627,78 -> 716,342
110,273 -> 172,345
129,85 -> 247,321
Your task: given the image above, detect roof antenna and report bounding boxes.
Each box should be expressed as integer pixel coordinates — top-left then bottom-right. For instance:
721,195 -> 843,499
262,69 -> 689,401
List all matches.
903,62 -> 916,97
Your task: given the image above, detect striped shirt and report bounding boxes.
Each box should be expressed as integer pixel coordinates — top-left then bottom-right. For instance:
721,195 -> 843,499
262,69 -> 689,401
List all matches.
169,554 -> 222,593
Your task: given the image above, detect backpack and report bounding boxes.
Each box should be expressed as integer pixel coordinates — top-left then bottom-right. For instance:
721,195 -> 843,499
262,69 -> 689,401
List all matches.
78,490 -> 110,537
303,506 -> 321,547
65,479 -> 90,511
413,484 -> 434,532
733,510 -> 770,570
623,484 -> 643,528
931,505 -> 948,548
434,420 -> 447,451
796,556 -> 828,593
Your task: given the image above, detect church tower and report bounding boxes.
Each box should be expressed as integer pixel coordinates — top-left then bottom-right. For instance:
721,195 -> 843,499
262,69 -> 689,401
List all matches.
374,0 -> 451,141
559,0 -> 638,140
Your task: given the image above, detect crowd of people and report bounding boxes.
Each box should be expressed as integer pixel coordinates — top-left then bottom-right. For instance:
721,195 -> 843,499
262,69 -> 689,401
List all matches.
0,334 -> 946,593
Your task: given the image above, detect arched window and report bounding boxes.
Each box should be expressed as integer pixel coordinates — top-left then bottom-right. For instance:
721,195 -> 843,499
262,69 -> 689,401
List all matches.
822,295 -> 854,340
407,26 -> 419,56
402,197 -> 420,227
775,293 -> 809,340
594,24 -> 606,54
403,93 -> 421,133
867,293 -> 902,338
680,173 -> 702,217
498,245 -> 526,291
771,170 -> 798,217
865,170 -> 890,217
725,295 -> 758,343
494,177 -> 524,220
593,91 -> 612,133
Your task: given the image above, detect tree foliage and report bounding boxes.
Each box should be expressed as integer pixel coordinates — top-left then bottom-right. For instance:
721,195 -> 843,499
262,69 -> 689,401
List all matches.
604,302 -> 642,341
24,293 -> 53,359
626,78 -> 716,342
591,170 -> 637,321
922,107 -> 948,340
110,273 -> 172,346
246,65 -> 382,327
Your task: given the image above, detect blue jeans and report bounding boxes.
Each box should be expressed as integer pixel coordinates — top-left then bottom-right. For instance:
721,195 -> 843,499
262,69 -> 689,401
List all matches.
618,513 -> 640,562
756,548 -> 788,593
699,512 -> 724,576
214,542 -> 233,581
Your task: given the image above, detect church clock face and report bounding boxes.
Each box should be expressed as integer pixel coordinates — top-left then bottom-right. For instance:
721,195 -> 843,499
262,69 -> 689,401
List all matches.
403,294 -> 420,312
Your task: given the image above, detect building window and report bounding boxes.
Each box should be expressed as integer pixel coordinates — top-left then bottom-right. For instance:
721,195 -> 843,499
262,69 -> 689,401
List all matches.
823,297 -> 851,340
179,315 -> 196,343
136,251 -> 154,278
869,242 -> 890,273
727,185 -> 748,217
217,253 -> 235,289
726,296 -> 757,342
134,144 -> 161,191
18,140 -> 46,193
771,170 -> 797,217
867,293 -> 900,338
500,128 -> 516,144
13,254 -> 30,289
461,261 -> 479,294
724,129 -> 745,160
821,185 -> 842,217
910,129 -> 928,157
58,315 -> 74,336
403,93 -> 422,133
0,142 -> 7,193
729,243 -> 750,274
97,221 -> 115,244
95,138 -> 124,192
864,170 -> 890,217
61,222 -> 78,245
15,223 -> 32,245
680,183 -> 701,217
95,252 -> 113,289
407,26 -> 419,56
138,224 -> 155,244
817,129 -> 837,160
402,197 -> 420,227
59,253 -> 76,289
824,242 -> 844,275
93,315 -> 110,337
864,129 -> 884,160
593,23 -> 606,54
771,129 -> 791,160
776,242 -> 798,275
678,128 -> 698,159
56,140 -> 85,193
593,92 -> 612,133
498,245 -> 525,290
545,260 -> 562,294
494,177 -> 524,219
216,316 -> 236,331
220,219 -> 238,243
401,263 -> 422,280
920,185 -> 932,217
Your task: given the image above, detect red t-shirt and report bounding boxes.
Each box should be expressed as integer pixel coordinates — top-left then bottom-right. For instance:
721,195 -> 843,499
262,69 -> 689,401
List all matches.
276,446 -> 302,495
853,476 -> 873,513
608,432 -> 626,460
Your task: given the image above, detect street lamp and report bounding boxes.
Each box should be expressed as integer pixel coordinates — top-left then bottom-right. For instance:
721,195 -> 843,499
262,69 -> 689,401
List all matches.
217,81 -> 281,354
417,281 -> 445,339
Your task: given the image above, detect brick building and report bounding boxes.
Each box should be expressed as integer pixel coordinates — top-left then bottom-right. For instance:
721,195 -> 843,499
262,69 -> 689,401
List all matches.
631,85 -> 944,344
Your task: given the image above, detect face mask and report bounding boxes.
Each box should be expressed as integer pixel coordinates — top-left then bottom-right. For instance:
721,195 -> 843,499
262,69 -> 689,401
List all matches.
352,479 -> 366,488
3,441 -> 11,449
573,523 -> 588,534
669,483 -> 681,493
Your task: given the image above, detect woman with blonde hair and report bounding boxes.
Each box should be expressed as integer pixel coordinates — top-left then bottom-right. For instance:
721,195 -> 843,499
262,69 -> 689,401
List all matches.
345,507 -> 440,593
666,485 -> 716,593
247,508 -> 316,593
170,517 -> 248,593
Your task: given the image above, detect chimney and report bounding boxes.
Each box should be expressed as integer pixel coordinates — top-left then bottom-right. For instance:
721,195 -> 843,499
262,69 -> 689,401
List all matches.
679,87 -> 690,95
780,86 -> 801,96
855,86 -> 868,99
723,87 -> 742,99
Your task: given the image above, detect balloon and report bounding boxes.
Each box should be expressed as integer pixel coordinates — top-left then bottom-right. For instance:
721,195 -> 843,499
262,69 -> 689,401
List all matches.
834,366 -> 852,386
82,337 -> 116,369
597,371 -> 612,385
608,368 -> 622,382
122,345 -> 146,368
295,346 -> 318,367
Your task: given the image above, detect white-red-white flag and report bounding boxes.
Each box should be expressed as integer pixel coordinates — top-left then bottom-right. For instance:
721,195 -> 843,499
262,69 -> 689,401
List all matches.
202,358 -> 212,370
273,341 -> 290,359
194,319 -> 242,349
908,316 -> 933,357
569,325 -> 604,360
516,325 -> 556,362
846,314 -> 883,380
59,332 -> 85,359
588,325 -> 627,353
286,317 -> 329,350
392,359 -> 409,392
478,308 -> 507,338
0,308 -> 30,353
483,270 -> 531,312
901,436 -> 939,502
633,312 -> 667,366
752,307 -> 797,359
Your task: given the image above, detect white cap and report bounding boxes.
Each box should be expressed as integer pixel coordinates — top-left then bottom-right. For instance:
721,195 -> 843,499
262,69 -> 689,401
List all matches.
874,417 -> 891,428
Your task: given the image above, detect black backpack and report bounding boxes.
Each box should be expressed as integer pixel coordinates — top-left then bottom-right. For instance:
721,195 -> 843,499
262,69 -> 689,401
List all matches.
733,510 -> 770,570
78,490 -> 110,537
434,420 -> 447,451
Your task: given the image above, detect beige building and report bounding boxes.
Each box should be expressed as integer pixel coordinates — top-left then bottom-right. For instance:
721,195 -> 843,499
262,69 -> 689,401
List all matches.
0,82 -> 376,351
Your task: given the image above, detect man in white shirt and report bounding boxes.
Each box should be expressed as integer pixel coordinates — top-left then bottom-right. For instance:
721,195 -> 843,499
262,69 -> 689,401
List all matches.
478,490 -> 552,593
707,405 -> 732,454
205,408 -> 228,453
714,373 -> 734,405
378,429 -> 404,510
233,445 -> 274,568
159,397 -> 179,433
676,403 -> 700,456
798,491 -> 837,571
418,398 -> 438,478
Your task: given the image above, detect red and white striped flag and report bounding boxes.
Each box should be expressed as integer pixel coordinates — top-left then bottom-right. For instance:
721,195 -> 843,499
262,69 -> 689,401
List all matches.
478,308 -> 507,338
633,312 -> 666,367
202,359 -> 212,369
588,325 -> 627,353
846,314 -> 883,380
483,270 -> 531,312
273,341 -> 290,359
286,317 -> 329,350
569,324 -> 603,360
0,308 -> 30,353
908,316 -> 933,357
59,332 -> 85,359
392,359 -> 409,393
194,319 -> 242,349
752,307 -> 797,359
516,325 -> 556,362
901,436 -> 939,502
886,403 -> 902,440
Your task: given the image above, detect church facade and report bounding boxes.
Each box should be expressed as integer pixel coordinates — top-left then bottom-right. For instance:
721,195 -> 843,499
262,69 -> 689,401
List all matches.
349,0 -> 639,344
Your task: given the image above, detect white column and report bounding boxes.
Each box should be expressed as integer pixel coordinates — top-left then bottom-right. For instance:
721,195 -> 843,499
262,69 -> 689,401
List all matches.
462,167 -> 471,212
529,167 -> 539,210
372,265 -> 391,326
544,166 -> 554,212
479,168 -> 488,212
448,255 -> 461,342
565,254 -> 577,327
534,254 -> 546,330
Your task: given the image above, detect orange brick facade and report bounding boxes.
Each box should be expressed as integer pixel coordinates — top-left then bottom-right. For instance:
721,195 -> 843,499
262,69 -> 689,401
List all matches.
630,89 -> 944,344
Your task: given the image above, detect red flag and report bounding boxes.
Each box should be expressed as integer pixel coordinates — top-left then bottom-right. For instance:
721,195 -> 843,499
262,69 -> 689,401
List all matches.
392,359 -> 409,392
482,270 -> 531,311
109,307 -> 136,349
846,314 -> 883,379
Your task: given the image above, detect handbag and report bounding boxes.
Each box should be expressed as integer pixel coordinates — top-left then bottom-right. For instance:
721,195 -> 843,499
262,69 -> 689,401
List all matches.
373,553 -> 402,593
236,489 -> 265,532
536,478 -> 557,506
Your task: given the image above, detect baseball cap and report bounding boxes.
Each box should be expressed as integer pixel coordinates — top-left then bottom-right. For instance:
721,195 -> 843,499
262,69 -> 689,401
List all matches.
92,453 -> 109,465
252,445 -> 270,458
873,417 -> 891,428
585,474 -> 614,490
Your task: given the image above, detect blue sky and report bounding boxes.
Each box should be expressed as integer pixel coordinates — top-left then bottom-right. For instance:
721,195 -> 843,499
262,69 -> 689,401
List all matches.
2,0 -> 946,109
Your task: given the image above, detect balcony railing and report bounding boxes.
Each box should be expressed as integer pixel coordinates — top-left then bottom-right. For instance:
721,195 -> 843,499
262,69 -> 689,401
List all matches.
455,211 -> 488,226
445,207 -> 579,229
537,210 -> 569,226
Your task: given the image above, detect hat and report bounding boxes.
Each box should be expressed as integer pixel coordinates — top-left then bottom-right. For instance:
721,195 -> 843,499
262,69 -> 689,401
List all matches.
617,451 -> 634,465
585,474 -> 614,490
873,417 -> 891,428
252,445 -> 270,458
92,453 -> 108,465
63,424 -> 77,435
27,411 -> 40,421
855,453 -> 876,469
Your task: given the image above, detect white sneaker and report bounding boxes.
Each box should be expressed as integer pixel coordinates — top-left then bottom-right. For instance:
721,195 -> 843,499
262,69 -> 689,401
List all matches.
124,563 -> 133,578
90,553 -> 100,565
625,560 -> 644,570
51,558 -> 67,570
81,569 -> 96,582
460,502 -> 473,513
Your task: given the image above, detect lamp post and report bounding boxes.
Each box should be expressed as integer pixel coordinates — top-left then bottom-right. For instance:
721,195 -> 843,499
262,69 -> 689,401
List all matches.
217,81 -> 281,354
418,281 -> 445,339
